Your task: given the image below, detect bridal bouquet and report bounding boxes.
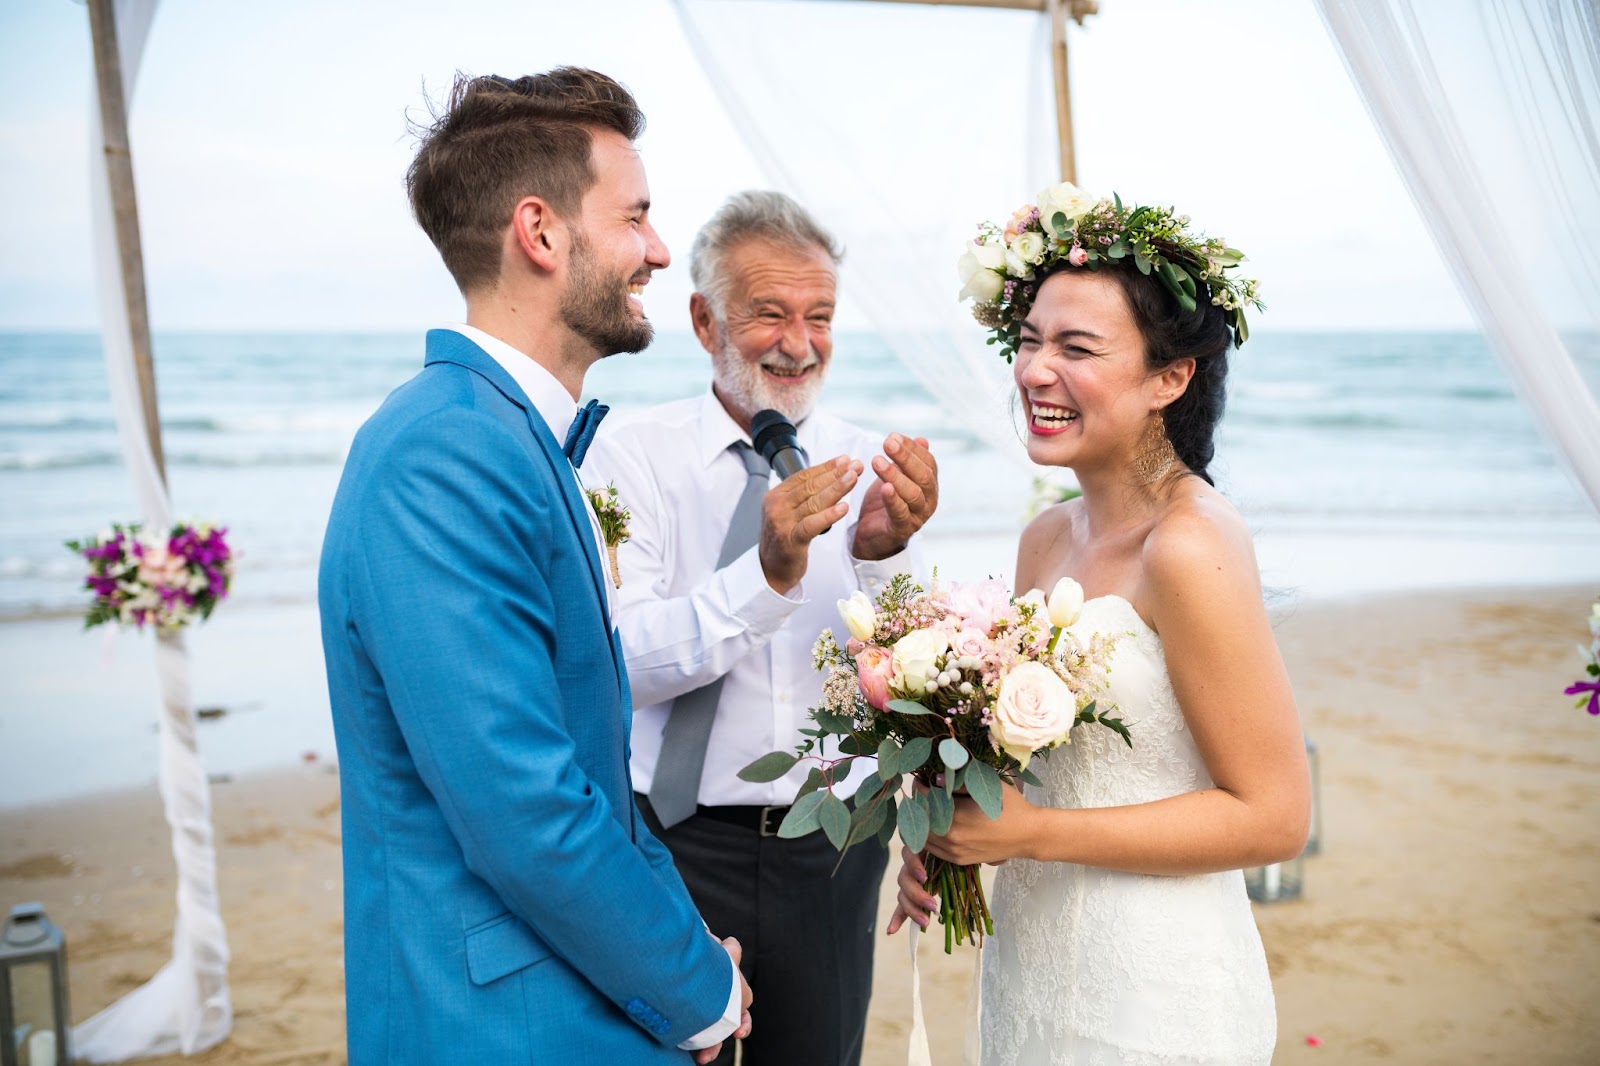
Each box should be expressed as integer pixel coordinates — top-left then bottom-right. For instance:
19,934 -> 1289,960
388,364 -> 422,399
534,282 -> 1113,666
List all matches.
1564,599 -> 1600,716
66,522 -> 234,631
739,573 -> 1128,951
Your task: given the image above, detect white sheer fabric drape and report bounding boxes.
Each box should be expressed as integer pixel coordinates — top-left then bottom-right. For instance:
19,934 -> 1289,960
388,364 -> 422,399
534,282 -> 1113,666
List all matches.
74,0 -> 233,1058
1317,0 -> 1600,509
671,0 -> 1059,466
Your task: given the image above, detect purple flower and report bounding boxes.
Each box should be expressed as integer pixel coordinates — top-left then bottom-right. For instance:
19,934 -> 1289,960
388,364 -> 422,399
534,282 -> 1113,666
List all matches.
1566,680 -> 1600,715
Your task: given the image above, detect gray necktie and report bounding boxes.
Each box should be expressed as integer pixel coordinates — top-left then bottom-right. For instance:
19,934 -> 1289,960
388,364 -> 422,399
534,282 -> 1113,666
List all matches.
650,442 -> 772,828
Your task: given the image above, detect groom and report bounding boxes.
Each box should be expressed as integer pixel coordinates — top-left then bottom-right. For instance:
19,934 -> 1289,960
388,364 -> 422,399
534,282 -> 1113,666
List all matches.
319,69 -> 749,1062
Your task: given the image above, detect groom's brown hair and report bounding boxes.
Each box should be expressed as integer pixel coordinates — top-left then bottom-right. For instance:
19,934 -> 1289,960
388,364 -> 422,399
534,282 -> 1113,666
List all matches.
406,68 -> 646,294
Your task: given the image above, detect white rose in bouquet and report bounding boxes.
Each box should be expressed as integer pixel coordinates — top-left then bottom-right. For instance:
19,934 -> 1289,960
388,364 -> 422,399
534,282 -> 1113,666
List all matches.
991,661 -> 1077,769
890,628 -> 951,695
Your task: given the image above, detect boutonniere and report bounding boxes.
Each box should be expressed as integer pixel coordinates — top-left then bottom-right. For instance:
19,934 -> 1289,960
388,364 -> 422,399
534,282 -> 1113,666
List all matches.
586,483 -> 631,589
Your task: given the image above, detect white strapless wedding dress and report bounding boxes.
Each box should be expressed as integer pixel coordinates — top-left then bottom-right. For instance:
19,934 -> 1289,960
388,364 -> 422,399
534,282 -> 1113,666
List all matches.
980,596 -> 1276,1065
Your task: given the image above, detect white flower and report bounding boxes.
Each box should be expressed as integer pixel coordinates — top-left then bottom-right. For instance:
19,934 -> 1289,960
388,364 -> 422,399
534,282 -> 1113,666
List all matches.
1016,587 -> 1047,613
990,661 -> 1077,769
1004,248 -> 1034,279
957,254 -> 1005,303
1011,230 -> 1046,266
970,238 -> 1007,271
1036,182 -> 1094,238
837,591 -> 877,643
1047,577 -> 1085,628
890,628 -> 950,695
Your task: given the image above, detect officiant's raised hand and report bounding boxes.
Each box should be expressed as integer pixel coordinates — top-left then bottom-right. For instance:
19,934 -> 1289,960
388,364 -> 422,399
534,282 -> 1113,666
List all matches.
760,455 -> 863,594
852,433 -> 938,562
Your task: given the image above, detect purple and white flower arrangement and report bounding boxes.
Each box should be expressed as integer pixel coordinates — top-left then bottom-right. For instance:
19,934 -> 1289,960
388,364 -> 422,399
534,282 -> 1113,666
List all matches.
66,522 -> 234,631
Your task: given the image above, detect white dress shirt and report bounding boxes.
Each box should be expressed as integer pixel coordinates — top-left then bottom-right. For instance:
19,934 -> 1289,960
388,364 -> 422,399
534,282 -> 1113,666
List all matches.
586,389 -> 922,808
443,325 -> 738,1052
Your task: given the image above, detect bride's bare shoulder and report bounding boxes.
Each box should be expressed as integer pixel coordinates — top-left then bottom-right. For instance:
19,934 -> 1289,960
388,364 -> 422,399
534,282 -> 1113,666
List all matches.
1141,484 -> 1258,594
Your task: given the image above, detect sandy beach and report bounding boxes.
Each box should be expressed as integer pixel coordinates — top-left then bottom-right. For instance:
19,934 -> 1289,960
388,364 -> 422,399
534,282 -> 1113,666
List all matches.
2,583 -> 1597,1064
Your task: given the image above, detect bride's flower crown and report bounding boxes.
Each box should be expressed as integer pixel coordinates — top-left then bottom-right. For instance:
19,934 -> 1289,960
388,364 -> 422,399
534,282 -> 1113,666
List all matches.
958,183 -> 1263,361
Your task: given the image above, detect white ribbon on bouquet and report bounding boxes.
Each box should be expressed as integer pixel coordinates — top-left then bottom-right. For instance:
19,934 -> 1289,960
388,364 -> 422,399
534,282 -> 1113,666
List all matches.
906,921 -> 985,1066
71,0 -> 232,1058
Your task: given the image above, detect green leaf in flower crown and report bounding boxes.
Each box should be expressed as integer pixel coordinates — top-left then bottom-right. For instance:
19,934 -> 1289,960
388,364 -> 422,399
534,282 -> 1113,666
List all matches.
853,769 -> 884,807
887,699 -> 934,717
1114,191 -> 1124,212
777,789 -> 828,838
927,784 -> 955,836
1106,240 -> 1128,259
1135,252 -> 1153,276
1234,311 -> 1250,346
898,790 -> 931,852
964,759 -> 1004,820
1176,270 -> 1197,299
1052,210 -> 1068,235
899,736 -> 933,775
939,738 -> 970,771
739,751 -> 798,783
818,791 -> 850,850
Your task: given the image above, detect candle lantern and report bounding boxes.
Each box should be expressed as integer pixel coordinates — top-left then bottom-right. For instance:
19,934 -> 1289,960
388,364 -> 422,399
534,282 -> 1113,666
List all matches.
1305,733 -> 1323,856
0,903 -> 70,1066
1245,852 -> 1305,904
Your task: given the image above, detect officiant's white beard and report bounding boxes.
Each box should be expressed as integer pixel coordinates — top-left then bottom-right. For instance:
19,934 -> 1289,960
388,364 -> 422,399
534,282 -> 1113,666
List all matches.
713,337 -> 827,426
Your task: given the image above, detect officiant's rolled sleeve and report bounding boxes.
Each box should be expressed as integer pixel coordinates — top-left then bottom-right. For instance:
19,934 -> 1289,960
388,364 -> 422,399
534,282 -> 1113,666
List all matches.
851,538 -> 916,596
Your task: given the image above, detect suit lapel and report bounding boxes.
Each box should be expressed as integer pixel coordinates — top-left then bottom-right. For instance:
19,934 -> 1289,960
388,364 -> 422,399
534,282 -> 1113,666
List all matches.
423,330 -> 615,634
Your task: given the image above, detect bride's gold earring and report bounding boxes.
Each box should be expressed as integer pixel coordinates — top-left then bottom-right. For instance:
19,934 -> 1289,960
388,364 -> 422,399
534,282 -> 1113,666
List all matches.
1132,412 -> 1177,485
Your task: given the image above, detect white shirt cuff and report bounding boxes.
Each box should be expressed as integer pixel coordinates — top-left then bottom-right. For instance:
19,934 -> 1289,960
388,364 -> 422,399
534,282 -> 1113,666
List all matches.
851,542 -> 914,597
723,544 -> 806,629
676,953 -> 743,1051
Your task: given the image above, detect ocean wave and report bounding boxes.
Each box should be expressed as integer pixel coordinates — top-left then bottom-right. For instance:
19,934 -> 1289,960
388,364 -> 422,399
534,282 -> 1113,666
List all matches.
0,448 -> 347,471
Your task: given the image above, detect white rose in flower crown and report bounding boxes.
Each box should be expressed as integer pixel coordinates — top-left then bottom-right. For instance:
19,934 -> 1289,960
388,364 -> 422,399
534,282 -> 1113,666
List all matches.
970,238 -> 1006,271
1003,247 -> 1034,279
957,252 -> 1005,303
1047,577 -> 1085,628
837,590 -> 877,643
1011,230 -> 1046,266
991,661 -> 1077,769
1036,182 -> 1094,238
890,628 -> 950,695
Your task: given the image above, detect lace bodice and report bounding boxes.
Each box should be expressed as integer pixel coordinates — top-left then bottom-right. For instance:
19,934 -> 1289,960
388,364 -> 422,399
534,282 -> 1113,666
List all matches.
980,596 -> 1276,1066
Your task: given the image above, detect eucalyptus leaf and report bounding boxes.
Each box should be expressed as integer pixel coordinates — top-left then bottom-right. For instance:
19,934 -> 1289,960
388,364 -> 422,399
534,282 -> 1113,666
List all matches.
1018,766 -> 1044,788
847,795 -> 889,846
815,711 -> 854,734
876,797 -> 900,847
1134,252 -> 1153,276
887,699 -> 934,717
1175,290 -> 1198,313
853,770 -> 884,808
838,734 -> 867,756
899,736 -> 933,775
1106,240 -> 1128,259
777,789 -> 827,839
819,792 -> 851,850
1052,210 -> 1068,234
898,790 -> 930,852
964,759 -> 1004,820
939,738 -> 970,771
877,736 -> 901,769
738,751 -> 798,783
794,767 -> 828,801
927,785 -> 955,836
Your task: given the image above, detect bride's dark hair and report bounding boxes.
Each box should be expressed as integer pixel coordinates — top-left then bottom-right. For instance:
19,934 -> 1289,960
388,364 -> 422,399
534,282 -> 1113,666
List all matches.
1042,260 -> 1234,485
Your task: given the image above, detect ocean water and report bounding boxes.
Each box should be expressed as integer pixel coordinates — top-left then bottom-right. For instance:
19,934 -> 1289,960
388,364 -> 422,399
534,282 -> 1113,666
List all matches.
0,328 -> 1596,619
2,329 -> 1597,807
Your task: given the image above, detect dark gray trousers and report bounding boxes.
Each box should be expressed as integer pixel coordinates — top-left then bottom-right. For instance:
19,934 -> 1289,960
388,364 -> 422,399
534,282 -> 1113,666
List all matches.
635,793 -> 889,1066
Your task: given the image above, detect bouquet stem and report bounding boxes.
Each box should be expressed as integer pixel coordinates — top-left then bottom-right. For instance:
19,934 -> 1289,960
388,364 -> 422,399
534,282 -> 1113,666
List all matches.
924,854 -> 993,953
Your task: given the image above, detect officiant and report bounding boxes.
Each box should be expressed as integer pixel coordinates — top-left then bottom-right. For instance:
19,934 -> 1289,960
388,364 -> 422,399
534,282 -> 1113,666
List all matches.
586,190 -> 938,1066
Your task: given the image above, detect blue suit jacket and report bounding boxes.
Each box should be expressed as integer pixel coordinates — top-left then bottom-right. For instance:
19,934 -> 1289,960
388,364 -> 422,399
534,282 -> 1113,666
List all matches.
319,329 -> 728,1062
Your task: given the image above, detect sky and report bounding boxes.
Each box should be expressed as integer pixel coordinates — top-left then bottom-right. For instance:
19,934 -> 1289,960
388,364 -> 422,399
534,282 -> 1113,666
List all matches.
0,0 -> 1481,333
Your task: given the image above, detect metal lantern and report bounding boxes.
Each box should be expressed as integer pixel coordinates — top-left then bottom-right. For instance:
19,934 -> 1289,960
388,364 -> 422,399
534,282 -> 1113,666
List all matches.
0,903 -> 70,1066
1245,852 -> 1305,904
1305,733 -> 1323,856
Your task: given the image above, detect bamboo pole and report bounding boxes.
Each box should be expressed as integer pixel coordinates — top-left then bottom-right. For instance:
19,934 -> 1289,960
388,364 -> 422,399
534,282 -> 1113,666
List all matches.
87,0 -> 166,487
1048,0 -> 1076,182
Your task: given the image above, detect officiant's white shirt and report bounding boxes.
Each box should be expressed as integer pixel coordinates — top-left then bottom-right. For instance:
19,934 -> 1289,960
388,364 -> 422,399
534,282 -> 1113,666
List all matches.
443,325 -> 739,1052
586,389 -> 921,808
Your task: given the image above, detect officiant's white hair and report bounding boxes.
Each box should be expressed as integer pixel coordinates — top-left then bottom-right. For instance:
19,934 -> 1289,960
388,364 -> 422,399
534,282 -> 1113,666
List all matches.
690,191 -> 844,315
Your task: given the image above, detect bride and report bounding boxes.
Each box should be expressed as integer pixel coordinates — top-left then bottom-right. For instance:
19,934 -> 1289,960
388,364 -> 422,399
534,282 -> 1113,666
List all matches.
888,188 -> 1310,1065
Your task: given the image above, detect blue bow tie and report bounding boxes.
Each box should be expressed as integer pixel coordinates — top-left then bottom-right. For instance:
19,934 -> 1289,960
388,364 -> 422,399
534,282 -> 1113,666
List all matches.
562,399 -> 609,467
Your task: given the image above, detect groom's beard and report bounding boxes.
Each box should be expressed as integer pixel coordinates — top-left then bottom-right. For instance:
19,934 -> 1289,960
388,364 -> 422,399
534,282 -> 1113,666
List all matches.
561,230 -> 653,357
712,336 -> 827,426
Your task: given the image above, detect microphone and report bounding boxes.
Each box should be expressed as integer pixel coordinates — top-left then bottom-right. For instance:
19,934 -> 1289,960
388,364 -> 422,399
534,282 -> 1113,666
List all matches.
750,409 -> 808,481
